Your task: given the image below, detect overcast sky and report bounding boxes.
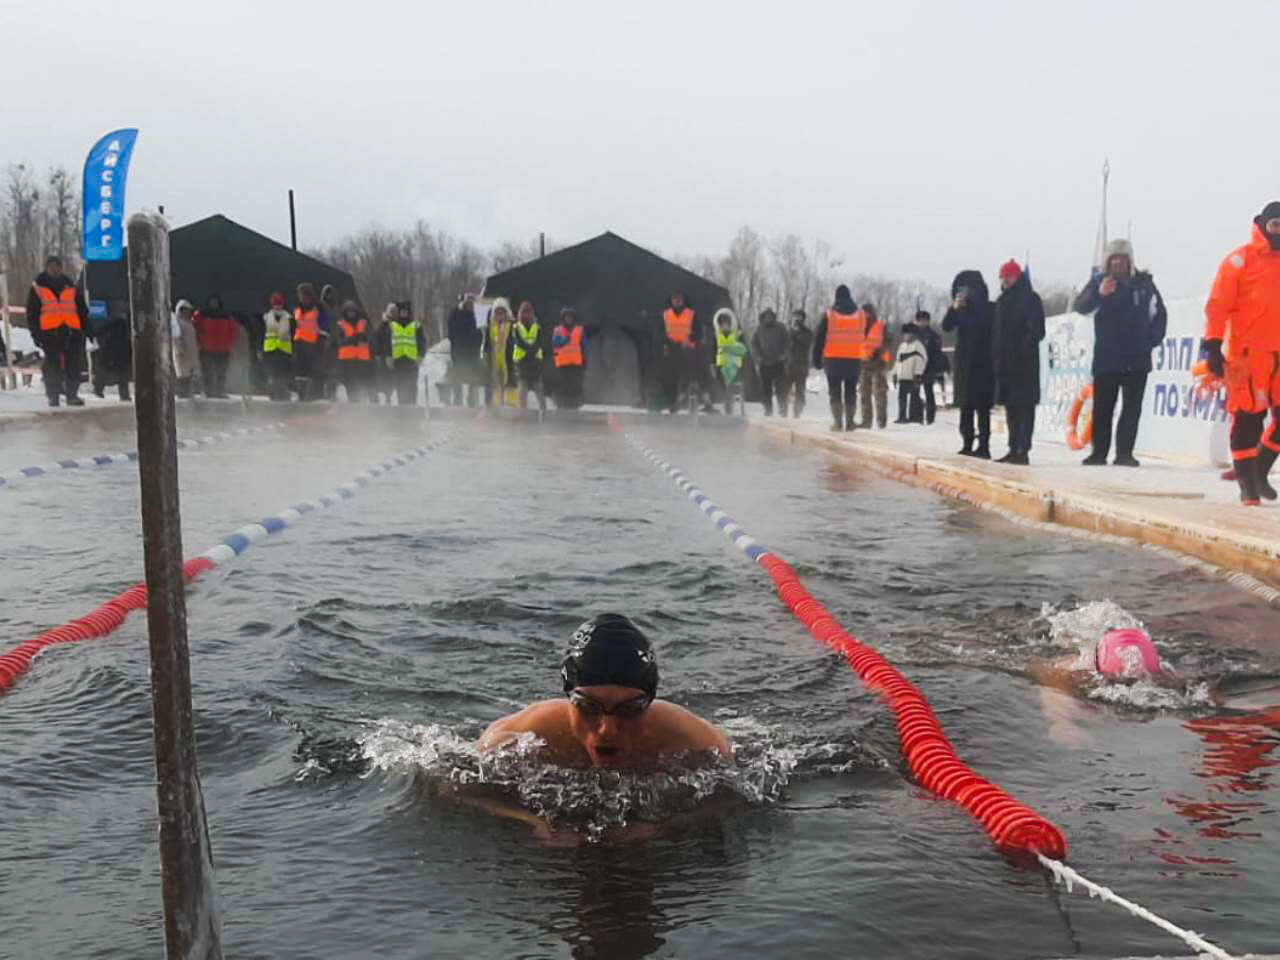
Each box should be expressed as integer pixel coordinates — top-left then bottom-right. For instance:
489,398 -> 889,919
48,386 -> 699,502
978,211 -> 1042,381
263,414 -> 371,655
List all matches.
6,0 -> 1277,297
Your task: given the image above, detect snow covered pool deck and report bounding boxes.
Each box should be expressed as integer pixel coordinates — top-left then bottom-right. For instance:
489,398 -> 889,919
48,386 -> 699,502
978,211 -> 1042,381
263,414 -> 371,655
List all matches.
754,413 -> 1280,603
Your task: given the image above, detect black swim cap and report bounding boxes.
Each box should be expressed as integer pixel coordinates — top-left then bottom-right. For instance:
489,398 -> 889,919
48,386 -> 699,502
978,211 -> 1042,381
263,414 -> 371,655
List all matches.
561,614 -> 659,701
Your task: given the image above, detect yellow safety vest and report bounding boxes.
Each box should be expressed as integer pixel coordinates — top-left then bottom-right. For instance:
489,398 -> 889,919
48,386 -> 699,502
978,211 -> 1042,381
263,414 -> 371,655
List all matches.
512,321 -> 541,362
390,320 -> 419,360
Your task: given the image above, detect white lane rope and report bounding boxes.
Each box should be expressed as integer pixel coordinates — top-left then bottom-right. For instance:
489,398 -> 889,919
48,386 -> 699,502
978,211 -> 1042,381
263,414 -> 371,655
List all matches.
1038,853 -> 1239,959
0,421 -> 288,487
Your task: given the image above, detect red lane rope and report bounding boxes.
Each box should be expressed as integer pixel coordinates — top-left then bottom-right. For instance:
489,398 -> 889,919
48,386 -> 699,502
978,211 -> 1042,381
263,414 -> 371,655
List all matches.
0,557 -> 212,694
623,427 -> 1066,860
758,552 -> 1066,858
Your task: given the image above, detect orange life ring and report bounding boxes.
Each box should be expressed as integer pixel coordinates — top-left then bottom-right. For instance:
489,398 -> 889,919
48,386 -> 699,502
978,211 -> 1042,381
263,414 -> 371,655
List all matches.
1066,383 -> 1093,451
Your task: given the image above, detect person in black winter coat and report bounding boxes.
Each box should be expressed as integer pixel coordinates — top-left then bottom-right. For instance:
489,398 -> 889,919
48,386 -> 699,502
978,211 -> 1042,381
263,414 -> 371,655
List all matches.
991,260 -> 1045,465
941,270 -> 995,456
913,310 -> 946,424
26,255 -> 90,407
447,294 -> 483,407
750,307 -> 790,416
1072,239 -> 1168,467
786,309 -> 814,418
93,312 -> 132,401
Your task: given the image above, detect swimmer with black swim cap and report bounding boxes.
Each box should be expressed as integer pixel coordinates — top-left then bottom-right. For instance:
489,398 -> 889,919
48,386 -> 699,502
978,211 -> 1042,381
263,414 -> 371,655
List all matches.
479,614 -> 730,769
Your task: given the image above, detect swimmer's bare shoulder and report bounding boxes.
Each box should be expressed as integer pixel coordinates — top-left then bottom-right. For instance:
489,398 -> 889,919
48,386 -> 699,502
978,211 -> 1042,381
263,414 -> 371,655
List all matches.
478,699 -> 731,763
646,700 -> 732,759
478,700 -> 584,763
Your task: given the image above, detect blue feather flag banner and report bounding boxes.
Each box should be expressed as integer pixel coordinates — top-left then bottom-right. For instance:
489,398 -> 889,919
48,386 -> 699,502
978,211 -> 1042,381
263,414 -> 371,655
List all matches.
82,129 -> 139,262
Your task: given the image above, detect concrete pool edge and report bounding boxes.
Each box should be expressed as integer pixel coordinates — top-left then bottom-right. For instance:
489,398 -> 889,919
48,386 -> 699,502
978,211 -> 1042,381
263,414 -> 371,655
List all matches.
756,420 -> 1280,603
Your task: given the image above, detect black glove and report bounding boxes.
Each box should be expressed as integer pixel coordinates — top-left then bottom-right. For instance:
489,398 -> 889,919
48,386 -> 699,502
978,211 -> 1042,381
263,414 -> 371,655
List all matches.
1203,338 -> 1225,378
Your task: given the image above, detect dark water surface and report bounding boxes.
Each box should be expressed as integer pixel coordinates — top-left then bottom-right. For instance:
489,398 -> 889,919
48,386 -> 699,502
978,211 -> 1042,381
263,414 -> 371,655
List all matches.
1,411 -> 1277,959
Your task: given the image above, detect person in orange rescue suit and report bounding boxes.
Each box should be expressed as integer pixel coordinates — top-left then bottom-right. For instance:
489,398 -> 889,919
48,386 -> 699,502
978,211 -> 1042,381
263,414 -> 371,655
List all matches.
26,254 -> 89,407
1203,201 -> 1280,504
661,291 -> 702,413
812,284 -> 879,431
336,301 -> 372,402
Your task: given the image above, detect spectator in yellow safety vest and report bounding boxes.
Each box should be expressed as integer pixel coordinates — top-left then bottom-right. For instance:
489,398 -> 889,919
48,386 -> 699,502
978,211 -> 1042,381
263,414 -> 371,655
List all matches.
260,292 -> 294,401
26,254 -> 89,407
552,306 -> 586,409
375,300 -> 424,406
512,300 -> 546,411
484,298 -> 518,407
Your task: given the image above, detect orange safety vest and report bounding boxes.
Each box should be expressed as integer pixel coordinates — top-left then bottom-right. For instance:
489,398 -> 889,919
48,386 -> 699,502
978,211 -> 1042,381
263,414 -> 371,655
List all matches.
664,307 -> 695,347
337,317 -> 370,360
294,307 -> 319,343
823,308 -> 870,360
35,285 -> 81,332
554,325 -> 583,367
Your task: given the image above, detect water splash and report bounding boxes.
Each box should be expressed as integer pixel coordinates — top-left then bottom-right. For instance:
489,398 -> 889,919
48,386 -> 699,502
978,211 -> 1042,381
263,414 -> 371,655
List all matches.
1084,678 -> 1215,710
356,715 -> 811,840
1039,599 -> 1143,652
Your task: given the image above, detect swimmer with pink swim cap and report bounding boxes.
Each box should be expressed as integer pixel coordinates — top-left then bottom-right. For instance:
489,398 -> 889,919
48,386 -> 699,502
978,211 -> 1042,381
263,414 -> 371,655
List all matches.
1093,627 -> 1161,679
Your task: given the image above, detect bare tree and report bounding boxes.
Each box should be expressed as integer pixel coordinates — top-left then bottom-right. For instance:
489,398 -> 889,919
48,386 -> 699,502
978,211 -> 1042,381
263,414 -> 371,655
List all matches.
0,164 -> 82,297
45,166 -> 79,268
770,233 -> 810,320
311,220 -> 488,342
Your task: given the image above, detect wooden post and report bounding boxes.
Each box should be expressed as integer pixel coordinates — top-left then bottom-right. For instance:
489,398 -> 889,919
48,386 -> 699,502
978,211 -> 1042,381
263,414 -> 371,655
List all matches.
1,273 -> 13,390
128,212 -> 224,960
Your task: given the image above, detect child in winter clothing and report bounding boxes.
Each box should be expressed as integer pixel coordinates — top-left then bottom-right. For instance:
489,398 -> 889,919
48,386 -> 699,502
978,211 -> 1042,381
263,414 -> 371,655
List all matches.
713,308 -> 747,415
894,326 -> 928,424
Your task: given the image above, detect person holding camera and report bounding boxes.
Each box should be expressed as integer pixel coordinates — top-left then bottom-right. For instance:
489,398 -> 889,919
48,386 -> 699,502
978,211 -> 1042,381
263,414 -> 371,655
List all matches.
1072,239 -> 1167,467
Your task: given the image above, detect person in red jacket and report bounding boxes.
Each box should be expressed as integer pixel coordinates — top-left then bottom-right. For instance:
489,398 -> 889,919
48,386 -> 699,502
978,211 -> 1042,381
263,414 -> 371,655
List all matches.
1203,201 -> 1280,504
192,293 -> 239,398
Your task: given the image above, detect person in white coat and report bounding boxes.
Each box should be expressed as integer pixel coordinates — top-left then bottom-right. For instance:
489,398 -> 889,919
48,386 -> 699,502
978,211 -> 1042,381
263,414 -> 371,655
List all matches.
893,326 -> 928,424
171,299 -> 199,398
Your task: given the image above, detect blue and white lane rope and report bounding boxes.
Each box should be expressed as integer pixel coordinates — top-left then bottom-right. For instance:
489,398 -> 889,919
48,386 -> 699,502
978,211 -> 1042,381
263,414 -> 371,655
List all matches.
626,438 -> 769,563
0,422 -> 287,487
194,434 -> 451,568
625,432 -> 1240,960
0,433 -> 451,695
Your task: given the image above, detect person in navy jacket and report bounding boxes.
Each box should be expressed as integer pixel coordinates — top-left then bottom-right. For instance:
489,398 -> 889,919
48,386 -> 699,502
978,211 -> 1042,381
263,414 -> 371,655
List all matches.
1072,239 -> 1168,467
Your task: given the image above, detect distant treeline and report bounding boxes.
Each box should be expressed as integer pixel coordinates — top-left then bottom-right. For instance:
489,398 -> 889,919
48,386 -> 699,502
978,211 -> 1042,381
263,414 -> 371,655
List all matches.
1,163 -> 1068,334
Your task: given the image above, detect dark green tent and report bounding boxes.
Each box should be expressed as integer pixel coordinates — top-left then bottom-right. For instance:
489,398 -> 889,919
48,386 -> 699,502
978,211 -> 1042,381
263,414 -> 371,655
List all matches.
86,213 -> 359,316
482,232 -> 731,406
85,214 -> 358,395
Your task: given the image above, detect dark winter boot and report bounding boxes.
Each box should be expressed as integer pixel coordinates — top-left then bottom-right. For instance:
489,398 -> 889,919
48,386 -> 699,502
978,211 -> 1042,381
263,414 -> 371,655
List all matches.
830,399 -> 843,431
845,407 -> 857,431
1236,457 -> 1262,506
1256,445 -> 1279,501
972,442 -> 991,460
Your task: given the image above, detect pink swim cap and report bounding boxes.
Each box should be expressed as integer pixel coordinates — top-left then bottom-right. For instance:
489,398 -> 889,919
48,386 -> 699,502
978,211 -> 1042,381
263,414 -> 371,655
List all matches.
1094,628 -> 1160,678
